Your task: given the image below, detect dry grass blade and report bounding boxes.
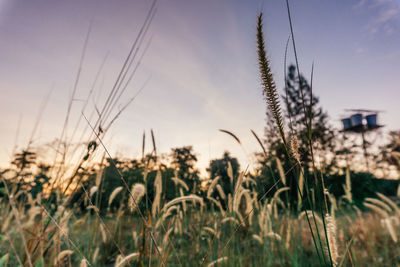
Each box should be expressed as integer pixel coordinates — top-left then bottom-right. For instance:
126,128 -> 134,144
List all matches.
49,22 -> 92,191
338,237 -> 354,267
151,128 -> 157,156
283,34 -> 294,133
219,129 -> 241,145
142,130 -> 146,159
274,187 -> 290,199
309,61 -> 314,138
251,129 -> 267,156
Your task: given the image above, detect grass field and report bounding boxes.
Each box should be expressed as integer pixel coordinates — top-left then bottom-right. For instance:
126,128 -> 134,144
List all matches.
1,1 -> 400,267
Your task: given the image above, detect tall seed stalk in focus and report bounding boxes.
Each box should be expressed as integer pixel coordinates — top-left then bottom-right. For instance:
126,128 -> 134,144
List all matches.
256,12 -> 334,266
256,13 -> 287,149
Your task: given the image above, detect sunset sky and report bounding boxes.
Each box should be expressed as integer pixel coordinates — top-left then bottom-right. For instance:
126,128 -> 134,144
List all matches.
1,0 -> 399,172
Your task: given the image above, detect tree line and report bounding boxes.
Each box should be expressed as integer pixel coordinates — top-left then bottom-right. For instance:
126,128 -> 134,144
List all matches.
1,64 -> 399,213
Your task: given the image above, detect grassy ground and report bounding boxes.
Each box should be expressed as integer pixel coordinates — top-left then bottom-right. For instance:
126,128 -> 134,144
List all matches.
1,188 -> 399,266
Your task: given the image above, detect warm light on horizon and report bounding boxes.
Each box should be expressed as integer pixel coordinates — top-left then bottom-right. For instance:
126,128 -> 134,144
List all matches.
1,0 -> 399,178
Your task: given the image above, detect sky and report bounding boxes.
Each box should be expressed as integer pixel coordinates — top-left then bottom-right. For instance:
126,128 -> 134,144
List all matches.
0,0 -> 399,174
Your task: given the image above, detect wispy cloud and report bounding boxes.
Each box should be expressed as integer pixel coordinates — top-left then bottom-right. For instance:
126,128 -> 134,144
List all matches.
355,46 -> 367,55
359,0 -> 400,36
353,0 -> 368,9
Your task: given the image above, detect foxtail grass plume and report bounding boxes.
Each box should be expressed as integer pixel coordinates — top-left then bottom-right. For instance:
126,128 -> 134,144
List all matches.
90,186 -> 98,198
129,183 -> 146,212
207,256 -> 228,267
115,253 -> 140,267
365,198 -> 392,213
227,161 -> 234,184
276,158 -> 286,185
298,210 -> 323,226
180,187 -> 187,212
108,186 -> 123,206
290,135 -> 300,164
257,12 -> 287,146
93,247 -> 100,263
298,171 -> 304,207
207,197 -> 225,216
325,214 -> 339,267
54,250 -> 74,266
161,195 -> 203,213
216,184 -> 226,200
382,218 -> 398,243
363,202 -> 389,217
152,170 -> 162,217
80,259 -> 89,267
207,176 -> 220,198
252,234 -> 263,244
343,167 -> 353,203
377,192 -> 400,215
172,177 -> 189,191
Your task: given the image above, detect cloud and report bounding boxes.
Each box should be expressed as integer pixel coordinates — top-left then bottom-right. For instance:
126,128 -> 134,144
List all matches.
375,7 -> 398,24
353,0 -> 368,9
362,0 -> 400,36
355,46 -> 366,54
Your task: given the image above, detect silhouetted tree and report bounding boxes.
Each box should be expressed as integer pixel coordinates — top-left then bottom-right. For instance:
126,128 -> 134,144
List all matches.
12,150 -> 36,171
283,64 -> 336,171
258,64 -> 337,210
171,146 -> 200,193
208,152 -> 240,200
30,163 -> 51,198
382,131 -> 400,172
